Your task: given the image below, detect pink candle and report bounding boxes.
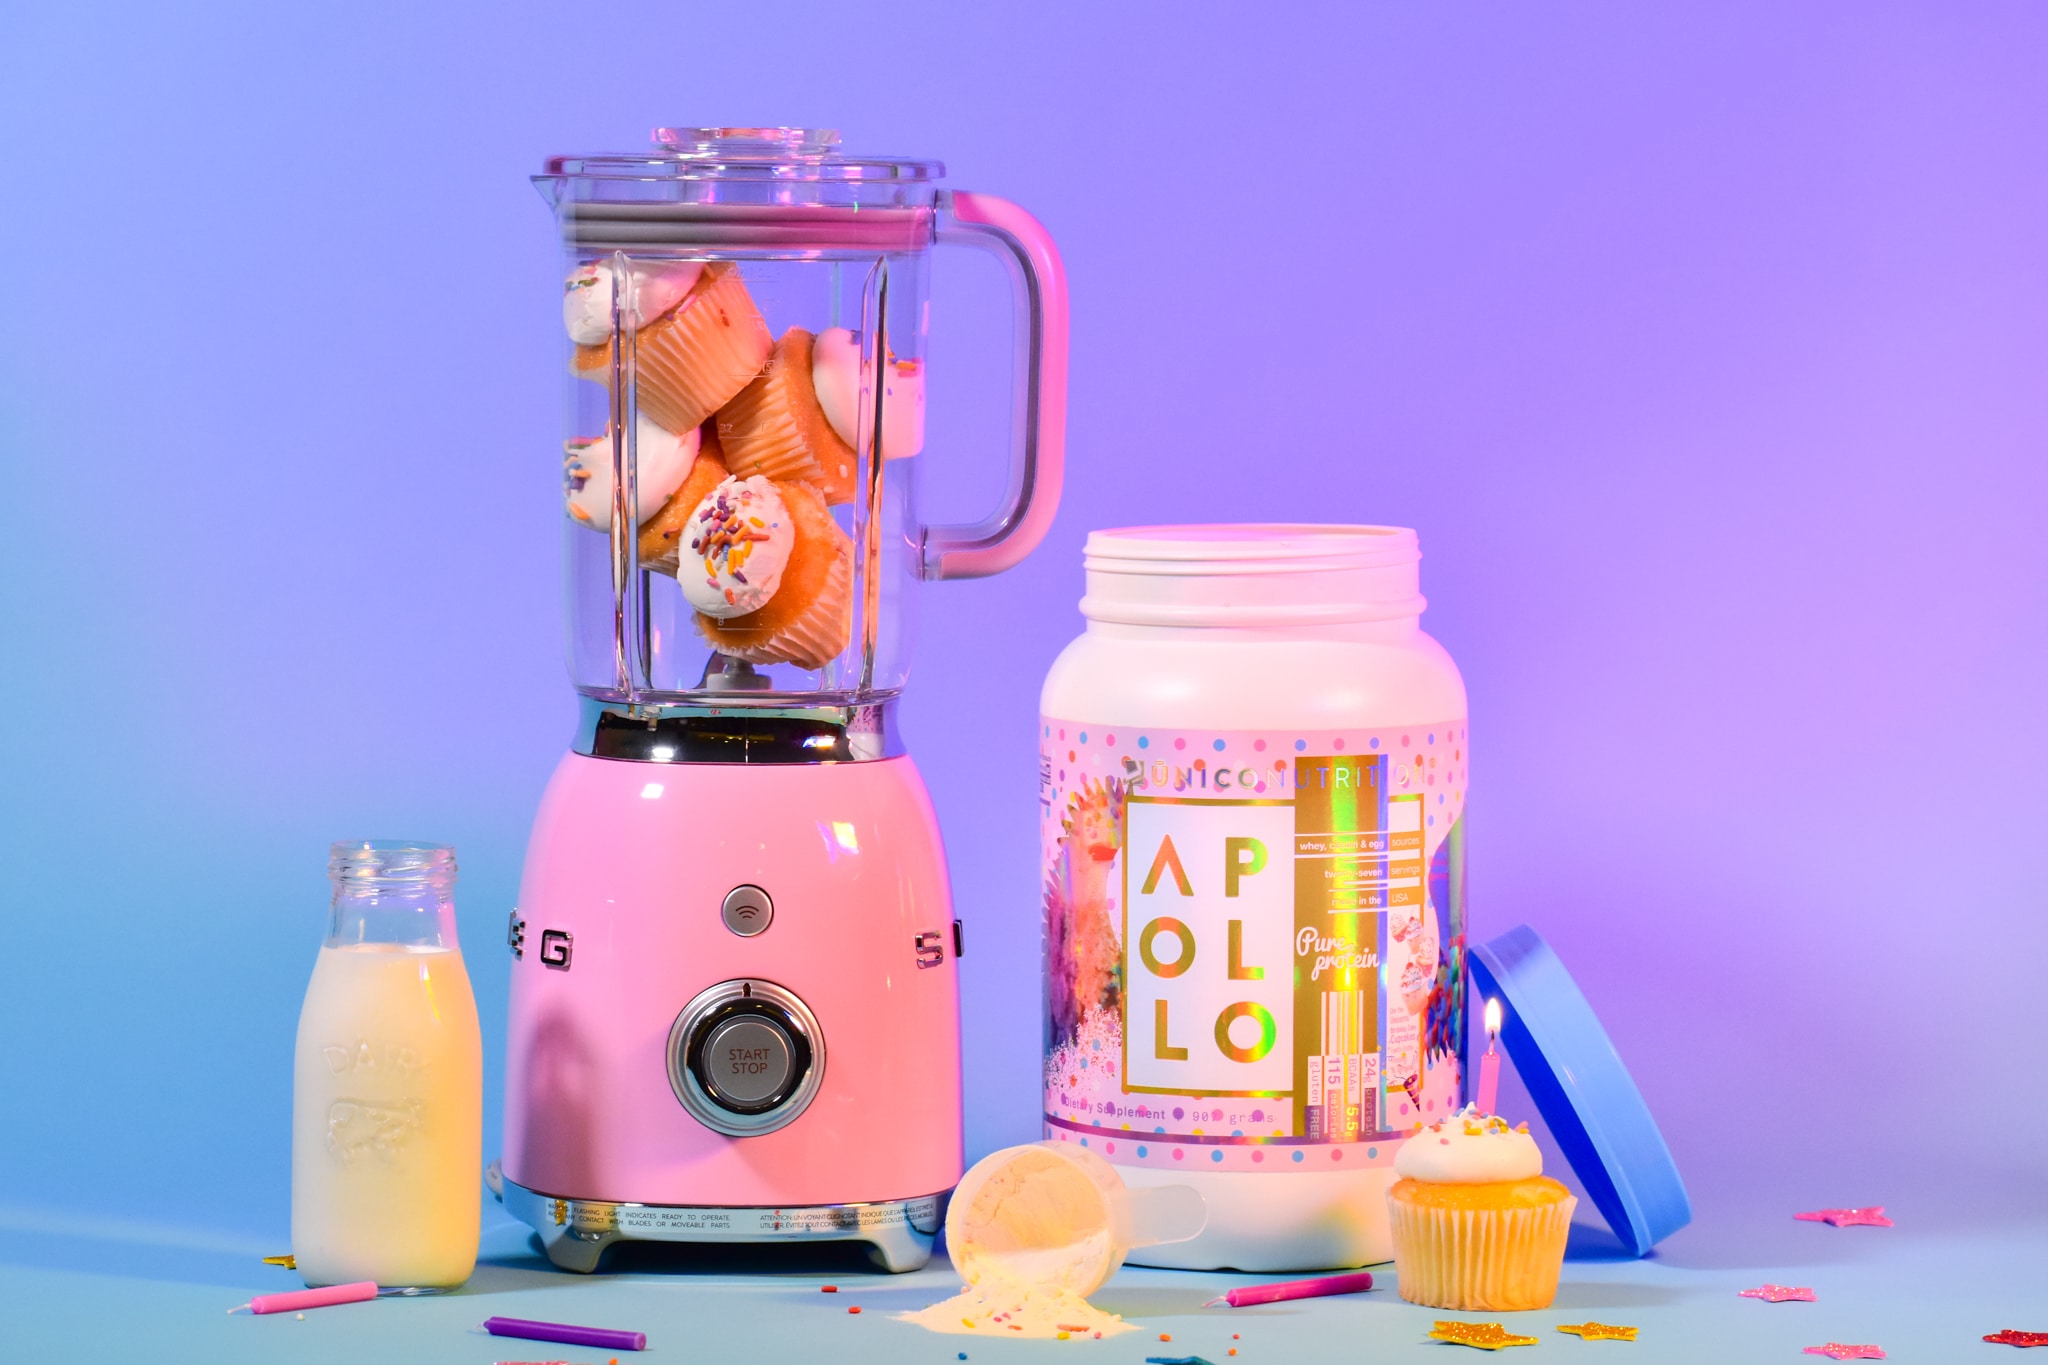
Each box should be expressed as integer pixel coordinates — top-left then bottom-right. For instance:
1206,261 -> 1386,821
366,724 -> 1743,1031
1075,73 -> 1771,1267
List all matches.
1476,998 -> 1502,1115
245,1281 -> 378,1315
1204,1270 -> 1375,1307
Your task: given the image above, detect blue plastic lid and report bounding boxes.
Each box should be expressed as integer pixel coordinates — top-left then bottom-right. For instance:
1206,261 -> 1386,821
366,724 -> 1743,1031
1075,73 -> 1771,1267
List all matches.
1468,924 -> 1691,1257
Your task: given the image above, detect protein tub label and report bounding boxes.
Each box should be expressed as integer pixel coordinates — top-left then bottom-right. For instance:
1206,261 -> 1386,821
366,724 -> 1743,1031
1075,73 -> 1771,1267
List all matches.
1041,720 -> 1468,1173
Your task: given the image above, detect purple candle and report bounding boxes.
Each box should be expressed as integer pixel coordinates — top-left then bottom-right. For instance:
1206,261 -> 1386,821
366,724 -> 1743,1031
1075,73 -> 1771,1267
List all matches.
483,1315 -> 646,1351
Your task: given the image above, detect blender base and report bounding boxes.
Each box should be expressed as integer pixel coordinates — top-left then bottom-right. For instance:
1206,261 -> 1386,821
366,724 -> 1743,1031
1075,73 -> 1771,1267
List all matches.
494,1167 -> 942,1273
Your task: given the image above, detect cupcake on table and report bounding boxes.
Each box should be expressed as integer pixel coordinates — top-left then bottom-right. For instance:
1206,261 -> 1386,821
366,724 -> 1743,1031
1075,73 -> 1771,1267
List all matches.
1387,1105 -> 1575,1311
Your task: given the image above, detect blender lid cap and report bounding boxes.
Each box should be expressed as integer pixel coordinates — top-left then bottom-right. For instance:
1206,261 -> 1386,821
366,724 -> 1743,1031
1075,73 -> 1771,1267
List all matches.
1469,924 -> 1692,1257
541,126 -> 944,182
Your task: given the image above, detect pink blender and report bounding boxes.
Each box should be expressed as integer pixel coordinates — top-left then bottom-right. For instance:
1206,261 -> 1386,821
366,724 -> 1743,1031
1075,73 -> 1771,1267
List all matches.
494,128 -> 1066,1272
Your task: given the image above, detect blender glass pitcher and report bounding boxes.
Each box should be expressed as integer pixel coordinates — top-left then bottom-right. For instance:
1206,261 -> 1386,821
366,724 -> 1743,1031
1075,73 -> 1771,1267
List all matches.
534,127 -> 1066,734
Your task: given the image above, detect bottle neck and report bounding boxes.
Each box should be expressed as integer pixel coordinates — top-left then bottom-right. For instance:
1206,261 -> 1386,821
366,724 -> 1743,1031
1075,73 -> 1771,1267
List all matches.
1078,525 -> 1427,635
1085,616 -> 1423,645
328,886 -> 458,950
326,842 -> 459,951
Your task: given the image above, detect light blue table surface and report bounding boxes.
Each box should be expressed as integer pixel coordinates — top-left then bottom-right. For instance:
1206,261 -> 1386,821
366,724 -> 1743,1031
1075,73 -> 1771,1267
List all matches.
3,1197 -> 2041,1364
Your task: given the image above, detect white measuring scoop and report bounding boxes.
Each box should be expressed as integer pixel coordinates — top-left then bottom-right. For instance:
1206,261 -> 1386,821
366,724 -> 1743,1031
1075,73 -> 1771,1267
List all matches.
946,1141 -> 1208,1297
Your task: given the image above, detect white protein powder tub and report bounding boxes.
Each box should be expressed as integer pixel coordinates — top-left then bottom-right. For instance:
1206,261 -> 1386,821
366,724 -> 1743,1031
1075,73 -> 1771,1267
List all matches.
1038,524 -> 1470,1271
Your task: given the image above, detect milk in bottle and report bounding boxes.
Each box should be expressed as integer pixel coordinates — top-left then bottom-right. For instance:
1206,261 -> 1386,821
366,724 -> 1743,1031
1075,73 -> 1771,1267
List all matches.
292,841 -> 480,1290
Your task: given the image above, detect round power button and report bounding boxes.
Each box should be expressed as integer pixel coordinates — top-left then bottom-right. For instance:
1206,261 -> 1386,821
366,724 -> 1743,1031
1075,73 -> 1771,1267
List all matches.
698,1015 -> 795,1110
667,980 -> 825,1138
721,885 -> 773,937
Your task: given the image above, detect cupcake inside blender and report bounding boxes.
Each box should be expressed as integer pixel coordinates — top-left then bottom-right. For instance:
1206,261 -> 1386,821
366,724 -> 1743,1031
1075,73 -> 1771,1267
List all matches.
559,255 -> 919,676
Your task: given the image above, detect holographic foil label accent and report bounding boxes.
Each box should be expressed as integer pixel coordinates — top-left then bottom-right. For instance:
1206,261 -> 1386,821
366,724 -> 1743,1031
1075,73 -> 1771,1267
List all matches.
1041,719 -> 1467,1172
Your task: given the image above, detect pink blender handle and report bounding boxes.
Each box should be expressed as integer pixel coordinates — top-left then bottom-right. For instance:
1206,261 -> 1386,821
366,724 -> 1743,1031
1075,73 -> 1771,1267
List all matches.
924,190 -> 1069,581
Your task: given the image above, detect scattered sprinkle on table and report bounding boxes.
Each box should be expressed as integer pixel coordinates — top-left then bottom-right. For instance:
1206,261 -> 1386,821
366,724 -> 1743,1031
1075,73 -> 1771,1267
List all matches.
1429,1321 -> 1540,1350
1160,1333 -> 1172,1341
1740,1284 -> 1817,1302
847,1306 -> 861,1314
1795,1206 -> 1894,1228
1985,1333 -> 2048,1349
1558,1321 -> 1639,1341
1802,1346 -> 1886,1360
821,1285 -> 837,1292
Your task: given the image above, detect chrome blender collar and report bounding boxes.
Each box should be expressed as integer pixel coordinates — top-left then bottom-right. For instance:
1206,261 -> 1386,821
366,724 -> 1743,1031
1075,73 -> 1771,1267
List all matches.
572,696 -> 903,764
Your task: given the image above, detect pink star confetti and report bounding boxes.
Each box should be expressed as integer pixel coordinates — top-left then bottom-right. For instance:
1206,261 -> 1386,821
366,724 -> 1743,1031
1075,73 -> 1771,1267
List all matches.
1795,1206 -> 1894,1228
1803,1346 -> 1886,1360
1985,1330 -> 2048,1348
1740,1284 -> 1817,1303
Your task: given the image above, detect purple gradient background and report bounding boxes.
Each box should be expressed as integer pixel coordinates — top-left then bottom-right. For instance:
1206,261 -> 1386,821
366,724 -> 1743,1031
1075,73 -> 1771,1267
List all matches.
2,2 -> 2043,1263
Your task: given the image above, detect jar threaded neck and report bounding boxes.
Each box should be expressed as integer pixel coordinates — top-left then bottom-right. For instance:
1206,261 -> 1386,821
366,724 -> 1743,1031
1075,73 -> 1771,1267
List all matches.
328,841 -> 457,896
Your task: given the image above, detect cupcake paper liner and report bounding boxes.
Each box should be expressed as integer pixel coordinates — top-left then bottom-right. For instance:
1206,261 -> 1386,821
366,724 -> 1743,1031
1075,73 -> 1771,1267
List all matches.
718,328 -> 859,505
699,541 -> 851,672
1389,1191 -> 1577,1312
573,264 -> 772,436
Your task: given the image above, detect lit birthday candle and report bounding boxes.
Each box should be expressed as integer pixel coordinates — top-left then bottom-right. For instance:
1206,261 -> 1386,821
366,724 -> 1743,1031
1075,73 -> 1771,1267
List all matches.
1476,997 -> 1502,1115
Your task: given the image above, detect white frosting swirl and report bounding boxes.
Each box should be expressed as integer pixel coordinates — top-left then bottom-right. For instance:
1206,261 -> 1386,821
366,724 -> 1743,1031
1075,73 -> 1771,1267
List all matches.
1393,1104 -> 1543,1184
563,259 -> 705,346
812,326 -> 926,459
678,475 -> 794,618
564,412 -> 700,531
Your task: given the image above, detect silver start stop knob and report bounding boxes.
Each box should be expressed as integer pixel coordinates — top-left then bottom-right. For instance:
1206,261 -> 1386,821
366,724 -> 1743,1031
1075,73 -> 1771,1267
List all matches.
667,980 -> 824,1137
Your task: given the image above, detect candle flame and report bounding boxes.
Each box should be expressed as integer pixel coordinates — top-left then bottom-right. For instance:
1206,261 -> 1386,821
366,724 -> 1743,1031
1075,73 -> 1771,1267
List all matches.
1484,997 -> 1502,1038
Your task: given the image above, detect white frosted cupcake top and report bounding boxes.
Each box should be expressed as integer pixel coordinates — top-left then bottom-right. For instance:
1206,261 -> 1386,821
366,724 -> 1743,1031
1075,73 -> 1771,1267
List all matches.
563,259 -> 704,345
1394,1104 -> 1542,1184
564,412 -> 700,531
679,475 -> 793,618
812,325 -> 926,459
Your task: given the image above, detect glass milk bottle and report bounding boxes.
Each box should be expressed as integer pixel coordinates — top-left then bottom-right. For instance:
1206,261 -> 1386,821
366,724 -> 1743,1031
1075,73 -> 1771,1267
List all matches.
292,842 -> 482,1290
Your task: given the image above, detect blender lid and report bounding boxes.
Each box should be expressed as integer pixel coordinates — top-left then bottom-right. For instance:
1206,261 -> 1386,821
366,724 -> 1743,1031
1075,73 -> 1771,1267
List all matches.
1468,924 -> 1693,1257
541,126 -> 945,182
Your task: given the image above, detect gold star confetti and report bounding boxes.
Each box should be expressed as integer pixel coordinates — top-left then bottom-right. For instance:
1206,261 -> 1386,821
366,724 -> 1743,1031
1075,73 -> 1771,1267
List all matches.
1430,1320 -> 1541,1350
1559,1321 -> 1640,1341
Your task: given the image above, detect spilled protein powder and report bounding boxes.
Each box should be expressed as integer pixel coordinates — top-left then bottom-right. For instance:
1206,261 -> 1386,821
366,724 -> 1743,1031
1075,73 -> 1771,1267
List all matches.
901,1273 -> 1132,1339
